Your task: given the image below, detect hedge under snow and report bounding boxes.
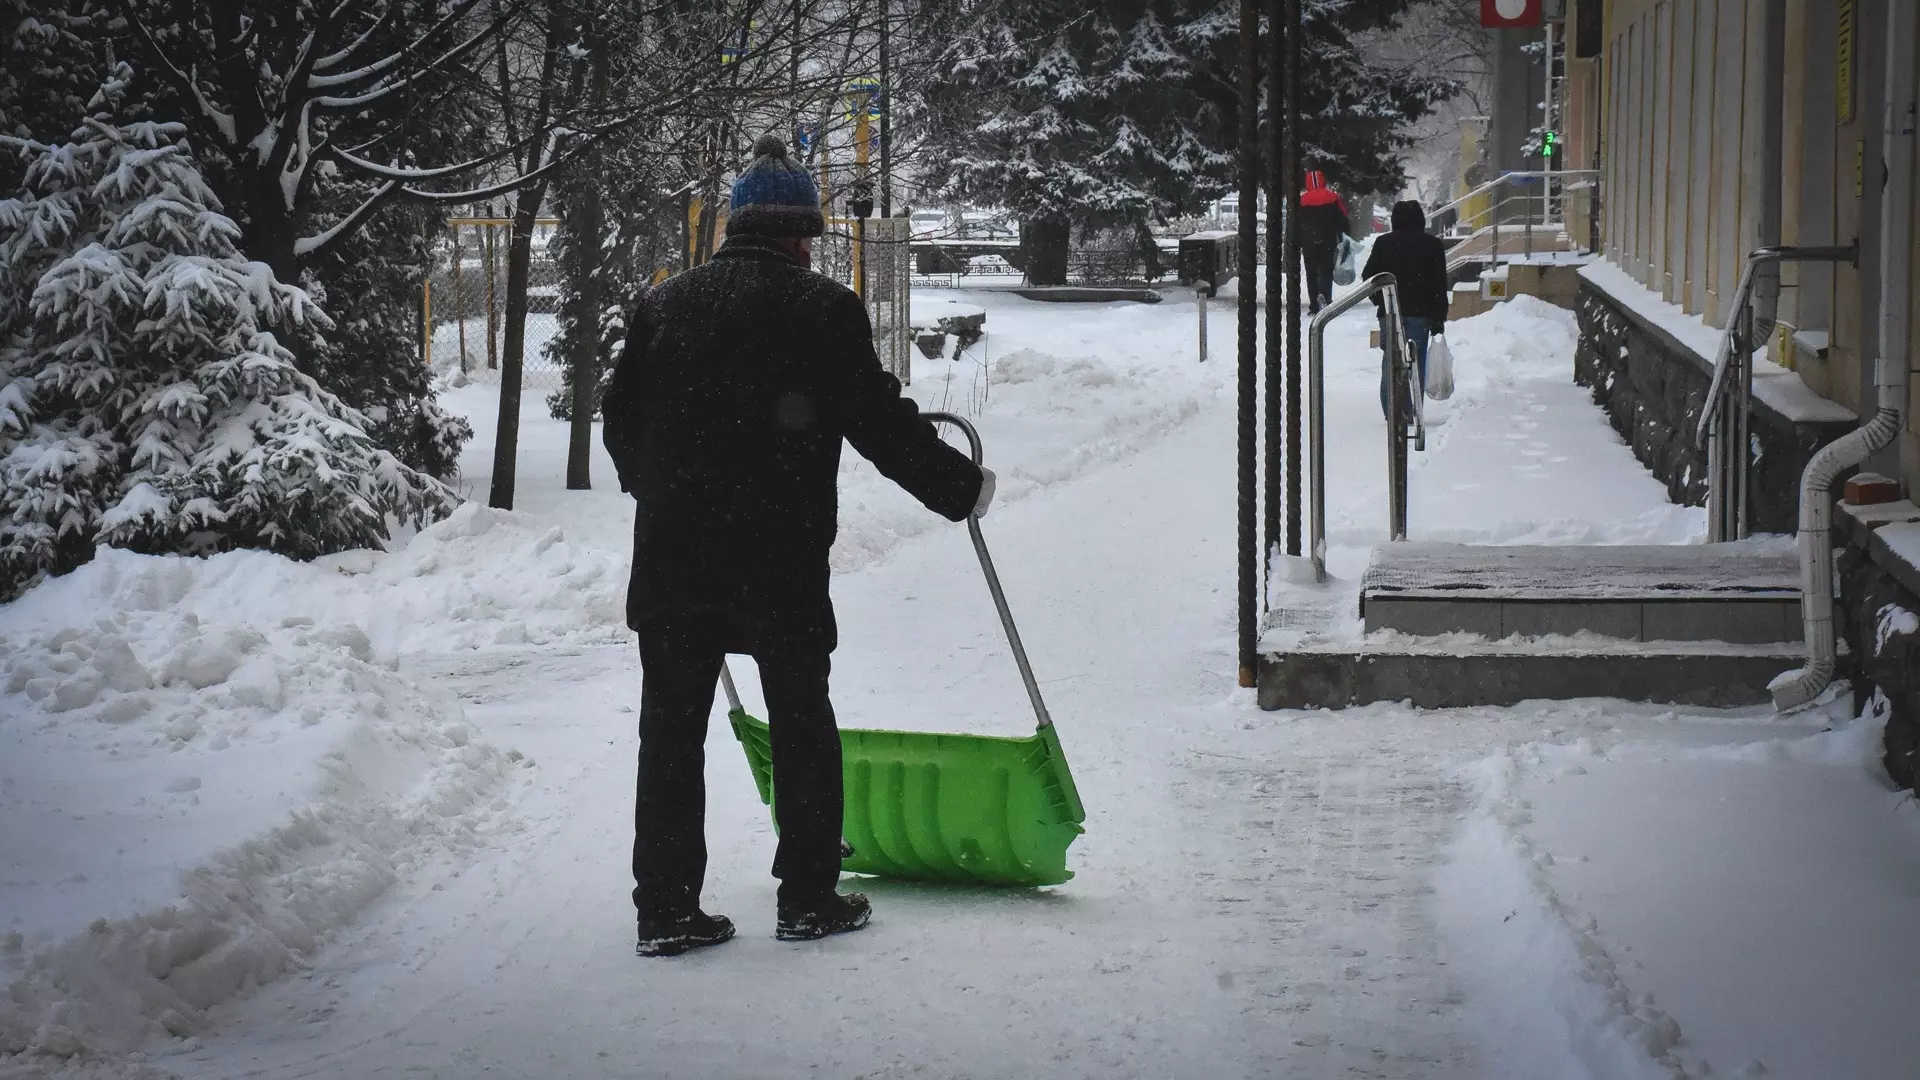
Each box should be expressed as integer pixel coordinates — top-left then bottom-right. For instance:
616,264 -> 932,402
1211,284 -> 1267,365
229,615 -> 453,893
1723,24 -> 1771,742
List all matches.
0,102 -> 458,601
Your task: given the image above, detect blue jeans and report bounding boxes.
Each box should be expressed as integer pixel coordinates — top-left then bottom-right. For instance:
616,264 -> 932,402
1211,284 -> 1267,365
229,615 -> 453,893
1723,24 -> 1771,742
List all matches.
1379,315 -> 1433,421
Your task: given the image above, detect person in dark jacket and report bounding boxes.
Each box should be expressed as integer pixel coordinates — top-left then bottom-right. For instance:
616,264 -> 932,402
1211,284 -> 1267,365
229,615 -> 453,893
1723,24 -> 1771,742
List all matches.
602,134 -> 992,957
1360,199 -> 1450,420
1297,170 -> 1351,313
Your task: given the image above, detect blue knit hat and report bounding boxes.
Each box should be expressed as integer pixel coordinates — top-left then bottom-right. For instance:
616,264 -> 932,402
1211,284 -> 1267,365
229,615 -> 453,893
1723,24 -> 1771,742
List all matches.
727,134 -> 824,238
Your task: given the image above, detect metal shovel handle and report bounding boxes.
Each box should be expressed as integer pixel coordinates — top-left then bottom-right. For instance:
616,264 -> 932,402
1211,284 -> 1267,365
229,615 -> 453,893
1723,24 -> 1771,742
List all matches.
924,412 -> 1054,731
719,412 -> 1053,733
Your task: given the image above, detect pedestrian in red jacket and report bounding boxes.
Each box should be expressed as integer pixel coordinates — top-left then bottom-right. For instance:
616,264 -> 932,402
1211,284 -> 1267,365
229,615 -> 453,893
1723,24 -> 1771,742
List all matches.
1298,170 -> 1351,313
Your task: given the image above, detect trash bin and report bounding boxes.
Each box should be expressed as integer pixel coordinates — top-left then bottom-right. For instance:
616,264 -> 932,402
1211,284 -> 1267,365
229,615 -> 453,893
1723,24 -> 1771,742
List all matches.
1178,231 -> 1239,296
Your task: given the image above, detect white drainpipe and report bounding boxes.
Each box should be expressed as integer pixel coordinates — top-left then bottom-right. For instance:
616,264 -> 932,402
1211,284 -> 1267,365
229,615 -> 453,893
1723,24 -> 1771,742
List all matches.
1772,0 -> 1917,711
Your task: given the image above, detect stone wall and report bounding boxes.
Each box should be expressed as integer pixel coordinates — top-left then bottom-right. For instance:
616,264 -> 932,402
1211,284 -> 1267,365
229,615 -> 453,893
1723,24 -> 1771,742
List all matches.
1837,538 -> 1920,790
1574,281 -> 1853,535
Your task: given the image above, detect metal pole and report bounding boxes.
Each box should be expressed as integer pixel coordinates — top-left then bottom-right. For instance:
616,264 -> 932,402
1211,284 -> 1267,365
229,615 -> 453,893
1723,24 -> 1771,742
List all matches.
1524,179 -> 1534,259
1197,289 -> 1209,362
451,225 -> 468,374
1283,0 -> 1303,558
1383,285 -> 1410,541
854,108 -> 870,298
484,218 -> 499,370
878,0 -> 891,219
925,412 -> 1055,731
1736,305 -> 1754,539
1590,170 -> 1601,253
1236,0 -> 1261,688
1263,0 -> 1283,602
1491,184 -> 1501,274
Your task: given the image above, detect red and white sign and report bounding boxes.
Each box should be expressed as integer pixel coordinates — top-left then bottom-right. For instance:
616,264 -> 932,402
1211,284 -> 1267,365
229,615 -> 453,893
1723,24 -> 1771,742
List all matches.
1481,0 -> 1542,28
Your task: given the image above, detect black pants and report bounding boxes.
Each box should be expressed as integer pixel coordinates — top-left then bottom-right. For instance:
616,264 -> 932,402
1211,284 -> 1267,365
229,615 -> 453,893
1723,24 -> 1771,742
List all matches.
632,609 -> 844,920
1303,246 -> 1337,313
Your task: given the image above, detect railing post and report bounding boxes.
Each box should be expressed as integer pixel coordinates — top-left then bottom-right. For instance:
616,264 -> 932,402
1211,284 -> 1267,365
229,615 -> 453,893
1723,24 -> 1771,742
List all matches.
1736,303 -> 1755,539
1383,286 -> 1410,542
1490,178 -> 1502,274
1307,273 -> 1399,582
1524,182 -> 1534,260
1590,176 -> 1601,254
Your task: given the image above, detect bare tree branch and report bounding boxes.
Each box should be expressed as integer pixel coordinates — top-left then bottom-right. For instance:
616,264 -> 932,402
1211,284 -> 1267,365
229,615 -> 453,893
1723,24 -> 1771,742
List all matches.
112,0 -> 238,145
291,178 -> 400,256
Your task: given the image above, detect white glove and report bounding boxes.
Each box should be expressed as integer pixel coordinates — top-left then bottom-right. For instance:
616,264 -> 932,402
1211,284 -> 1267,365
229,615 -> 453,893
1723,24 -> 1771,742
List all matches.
972,467 -> 996,519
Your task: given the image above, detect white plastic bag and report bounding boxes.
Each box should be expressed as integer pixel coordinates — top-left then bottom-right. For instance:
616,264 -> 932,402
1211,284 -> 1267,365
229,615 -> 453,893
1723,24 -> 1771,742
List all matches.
1425,331 -> 1454,401
1331,235 -> 1358,286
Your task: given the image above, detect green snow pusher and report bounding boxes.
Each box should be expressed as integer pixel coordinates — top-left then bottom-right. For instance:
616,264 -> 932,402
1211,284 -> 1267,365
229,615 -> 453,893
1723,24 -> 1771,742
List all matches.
725,412 -> 1085,888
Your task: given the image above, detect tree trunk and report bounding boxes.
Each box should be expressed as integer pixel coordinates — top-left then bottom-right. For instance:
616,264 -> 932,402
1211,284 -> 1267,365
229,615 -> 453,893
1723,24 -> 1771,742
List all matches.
486,8 -> 568,510
489,187 -> 546,509
1019,219 -> 1071,285
565,40 -> 610,491
565,186 -> 604,490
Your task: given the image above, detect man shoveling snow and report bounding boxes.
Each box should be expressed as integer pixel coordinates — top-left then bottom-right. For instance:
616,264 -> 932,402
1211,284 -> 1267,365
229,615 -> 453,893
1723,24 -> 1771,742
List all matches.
602,135 -> 994,957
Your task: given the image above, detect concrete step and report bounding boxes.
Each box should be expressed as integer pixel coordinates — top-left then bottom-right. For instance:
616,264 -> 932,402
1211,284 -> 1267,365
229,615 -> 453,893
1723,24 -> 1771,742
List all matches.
1258,639 -> 1803,710
1361,543 -> 1802,643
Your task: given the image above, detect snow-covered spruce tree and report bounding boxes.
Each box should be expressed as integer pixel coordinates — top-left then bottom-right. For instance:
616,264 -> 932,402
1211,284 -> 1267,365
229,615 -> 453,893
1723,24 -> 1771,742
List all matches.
3,1 -> 492,481
921,1 -> 1235,284
0,3 -> 96,151
918,0 -> 1457,281
0,92 -> 458,599
1289,1 -> 1463,197
297,203 -> 474,479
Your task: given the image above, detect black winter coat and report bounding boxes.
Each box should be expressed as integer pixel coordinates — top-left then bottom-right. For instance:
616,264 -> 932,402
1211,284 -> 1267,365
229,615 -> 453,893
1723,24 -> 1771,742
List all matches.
1360,204 -> 1450,324
602,235 -> 983,651
1297,202 -> 1350,255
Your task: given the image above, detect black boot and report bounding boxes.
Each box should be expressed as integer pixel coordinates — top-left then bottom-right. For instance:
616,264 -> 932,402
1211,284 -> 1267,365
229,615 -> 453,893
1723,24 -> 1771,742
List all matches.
637,910 -> 736,957
776,892 -> 871,942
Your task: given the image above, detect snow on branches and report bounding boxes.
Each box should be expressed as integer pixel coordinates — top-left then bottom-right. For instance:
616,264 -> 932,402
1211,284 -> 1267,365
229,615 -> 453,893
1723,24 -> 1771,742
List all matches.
0,104 -> 459,600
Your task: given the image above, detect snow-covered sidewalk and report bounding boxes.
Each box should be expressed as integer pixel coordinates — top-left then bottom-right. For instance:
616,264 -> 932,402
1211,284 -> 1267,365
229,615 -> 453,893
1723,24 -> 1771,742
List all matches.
5,286 -> 1918,1080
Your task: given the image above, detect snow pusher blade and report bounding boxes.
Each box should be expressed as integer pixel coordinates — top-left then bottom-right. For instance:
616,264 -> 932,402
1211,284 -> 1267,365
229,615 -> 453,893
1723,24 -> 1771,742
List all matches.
726,709 -> 1083,886
722,413 -> 1085,888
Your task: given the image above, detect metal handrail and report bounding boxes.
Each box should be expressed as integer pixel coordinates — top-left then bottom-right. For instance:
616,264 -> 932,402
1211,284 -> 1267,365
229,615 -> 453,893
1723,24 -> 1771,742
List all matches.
1694,244 -> 1858,448
1441,197 -> 1573,272
1694,243 -> 1856,542
1426,169 -> 1599,230
1428,171 -> 1600,276
1308,273 -> 1415,583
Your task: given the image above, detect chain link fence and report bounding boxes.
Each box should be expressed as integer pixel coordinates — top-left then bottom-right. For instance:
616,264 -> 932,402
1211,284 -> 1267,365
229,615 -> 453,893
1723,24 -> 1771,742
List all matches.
426,212 -> 911,390
424,218 -> 566,393
815,216 -> 911,385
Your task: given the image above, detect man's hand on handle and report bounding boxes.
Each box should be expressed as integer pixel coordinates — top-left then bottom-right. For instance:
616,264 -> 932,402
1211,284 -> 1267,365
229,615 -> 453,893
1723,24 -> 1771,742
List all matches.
972,468 -> 997,519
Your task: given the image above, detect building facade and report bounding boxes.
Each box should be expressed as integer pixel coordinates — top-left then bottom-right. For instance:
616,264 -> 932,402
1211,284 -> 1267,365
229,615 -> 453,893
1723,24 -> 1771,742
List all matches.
1559,0 -> 1919,779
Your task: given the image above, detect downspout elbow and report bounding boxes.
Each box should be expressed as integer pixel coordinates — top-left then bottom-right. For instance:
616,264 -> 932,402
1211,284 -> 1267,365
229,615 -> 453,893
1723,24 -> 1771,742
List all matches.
1769,404 -> 1901,711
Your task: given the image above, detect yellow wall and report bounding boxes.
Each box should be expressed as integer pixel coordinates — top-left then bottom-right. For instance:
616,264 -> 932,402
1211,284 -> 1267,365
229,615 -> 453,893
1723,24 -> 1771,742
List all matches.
1584,0 -> 1919,495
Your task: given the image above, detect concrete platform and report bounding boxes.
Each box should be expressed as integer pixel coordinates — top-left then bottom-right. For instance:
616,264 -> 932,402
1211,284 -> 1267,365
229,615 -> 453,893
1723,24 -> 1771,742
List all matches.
1010,286 -> 1163,303
1361,543 -> 1802,643
1258,640 -> 1803,710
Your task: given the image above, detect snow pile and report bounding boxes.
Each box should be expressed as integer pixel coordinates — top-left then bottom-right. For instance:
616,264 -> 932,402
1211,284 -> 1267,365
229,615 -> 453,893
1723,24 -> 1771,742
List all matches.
0,595 -> 520,1058
833,344 -> 1209,573
7,502 -> 631,658
1437,699 -> 1920,1079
